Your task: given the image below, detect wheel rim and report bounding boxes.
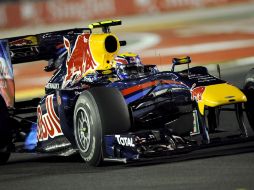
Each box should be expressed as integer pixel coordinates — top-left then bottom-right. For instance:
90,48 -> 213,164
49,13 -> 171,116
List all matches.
76,107 -> 91,152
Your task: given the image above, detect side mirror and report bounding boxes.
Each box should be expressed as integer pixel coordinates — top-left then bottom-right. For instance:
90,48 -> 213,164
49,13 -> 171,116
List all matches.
171,56 -> 191,72
119,41 -> 127,46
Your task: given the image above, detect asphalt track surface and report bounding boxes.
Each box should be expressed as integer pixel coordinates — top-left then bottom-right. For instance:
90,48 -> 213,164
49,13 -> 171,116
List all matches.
0,64 -> 254,190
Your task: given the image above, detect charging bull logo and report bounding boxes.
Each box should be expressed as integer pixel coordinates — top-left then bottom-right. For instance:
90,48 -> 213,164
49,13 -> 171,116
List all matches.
62,34 -> 97,88
37,94 -> 63,141
191,86 -> 206,102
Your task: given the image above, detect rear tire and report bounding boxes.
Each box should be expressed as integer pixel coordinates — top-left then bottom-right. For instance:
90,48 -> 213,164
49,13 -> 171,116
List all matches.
73,87 -> 131,166
0,95 -> 11,164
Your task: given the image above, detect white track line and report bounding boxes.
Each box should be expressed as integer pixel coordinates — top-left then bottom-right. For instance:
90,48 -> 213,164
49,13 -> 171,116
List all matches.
141,39 -> 254,57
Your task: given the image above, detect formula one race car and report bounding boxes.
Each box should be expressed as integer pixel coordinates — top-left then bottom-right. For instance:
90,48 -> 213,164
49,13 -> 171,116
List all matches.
0,20 -> 252,166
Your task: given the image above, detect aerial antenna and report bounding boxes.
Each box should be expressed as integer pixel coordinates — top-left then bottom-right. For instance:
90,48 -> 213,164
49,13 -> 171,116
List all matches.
217,64 -> 221,79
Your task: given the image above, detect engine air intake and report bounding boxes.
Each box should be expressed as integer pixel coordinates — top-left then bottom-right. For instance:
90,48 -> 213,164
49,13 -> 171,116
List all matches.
105,35 -> 118,53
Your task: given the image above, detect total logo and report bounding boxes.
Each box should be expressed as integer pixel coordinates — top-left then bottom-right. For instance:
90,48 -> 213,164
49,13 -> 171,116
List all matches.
115,135 -> 135,147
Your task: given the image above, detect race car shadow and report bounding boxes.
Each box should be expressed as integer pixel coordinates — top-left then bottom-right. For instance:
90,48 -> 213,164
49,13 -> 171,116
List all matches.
125,140 -> 254,168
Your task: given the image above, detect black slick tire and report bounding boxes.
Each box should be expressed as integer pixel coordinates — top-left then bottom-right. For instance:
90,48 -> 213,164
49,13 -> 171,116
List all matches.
73,87 -> 131,166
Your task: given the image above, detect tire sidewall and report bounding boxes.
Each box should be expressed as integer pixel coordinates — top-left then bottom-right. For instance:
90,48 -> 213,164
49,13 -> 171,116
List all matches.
73,91 -> 102,166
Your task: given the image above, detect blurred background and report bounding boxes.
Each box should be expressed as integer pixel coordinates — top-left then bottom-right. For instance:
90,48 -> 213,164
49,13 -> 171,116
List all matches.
0,0 -> 254,100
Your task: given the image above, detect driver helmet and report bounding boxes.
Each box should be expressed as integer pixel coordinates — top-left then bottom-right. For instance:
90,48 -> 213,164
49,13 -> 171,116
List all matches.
114,52 -> 144,80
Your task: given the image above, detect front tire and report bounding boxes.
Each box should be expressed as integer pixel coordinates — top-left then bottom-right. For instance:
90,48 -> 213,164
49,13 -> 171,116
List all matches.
73,87 -> 131,166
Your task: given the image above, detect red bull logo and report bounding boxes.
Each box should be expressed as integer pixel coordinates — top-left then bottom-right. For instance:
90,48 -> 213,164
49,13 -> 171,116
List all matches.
62,33 -> 97,87
37,94 -> 63,141
191,86 -> 205,102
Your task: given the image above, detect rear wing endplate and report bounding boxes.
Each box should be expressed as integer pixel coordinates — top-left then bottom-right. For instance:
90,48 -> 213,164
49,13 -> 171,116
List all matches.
0,28 -> 91,107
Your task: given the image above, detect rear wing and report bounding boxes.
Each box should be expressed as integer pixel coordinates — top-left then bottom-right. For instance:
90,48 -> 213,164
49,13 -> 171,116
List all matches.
7,28 -> 91,64
5,20 -> 125,64
0,20 -> 124,106
0,28 -> 90,107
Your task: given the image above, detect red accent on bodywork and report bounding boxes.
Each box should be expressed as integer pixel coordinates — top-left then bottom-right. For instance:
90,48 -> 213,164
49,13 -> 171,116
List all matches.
45,96 -> 57,136
9,39 -> 32,47
37,95 -> 63,141
63,34 -> 97,87
48,95 -> 61,133
191,86 -> 206,101
121,80 -> 183,96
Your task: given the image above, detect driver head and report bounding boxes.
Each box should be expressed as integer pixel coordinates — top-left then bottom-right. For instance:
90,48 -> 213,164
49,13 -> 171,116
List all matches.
114,52 -> 144,80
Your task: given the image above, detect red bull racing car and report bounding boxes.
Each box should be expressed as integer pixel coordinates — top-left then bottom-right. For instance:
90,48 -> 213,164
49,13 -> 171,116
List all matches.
0,20 -> 253,166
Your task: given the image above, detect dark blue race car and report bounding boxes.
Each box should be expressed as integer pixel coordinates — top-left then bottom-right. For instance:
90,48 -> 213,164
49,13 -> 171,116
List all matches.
0,20 -> 252,166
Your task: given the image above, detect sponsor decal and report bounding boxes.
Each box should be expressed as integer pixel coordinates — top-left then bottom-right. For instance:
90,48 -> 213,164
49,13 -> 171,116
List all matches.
115,135 -> 135,147
62,34 -> 97,88
37,94 -> 63,141
45,83 -> 60,89
9,36 -> 38,47
191,86 -> 205,101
